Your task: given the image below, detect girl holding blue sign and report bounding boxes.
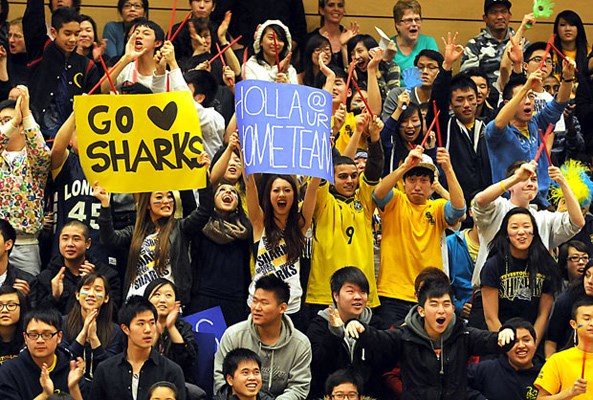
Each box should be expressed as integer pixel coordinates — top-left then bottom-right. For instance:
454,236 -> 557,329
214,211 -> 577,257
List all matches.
245,169 -> 321,331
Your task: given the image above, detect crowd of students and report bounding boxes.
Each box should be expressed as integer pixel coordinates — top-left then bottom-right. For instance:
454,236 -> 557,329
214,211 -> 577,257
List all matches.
2,0 -> 593,398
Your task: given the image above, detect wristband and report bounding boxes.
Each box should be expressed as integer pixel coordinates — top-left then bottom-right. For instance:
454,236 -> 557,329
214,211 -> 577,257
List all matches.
562,77 -> 575,83
499,180 -> 507,192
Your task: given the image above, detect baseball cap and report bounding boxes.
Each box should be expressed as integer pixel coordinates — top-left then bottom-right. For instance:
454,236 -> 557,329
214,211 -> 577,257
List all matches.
415,154 -> 438,175
484,0 -> 511,14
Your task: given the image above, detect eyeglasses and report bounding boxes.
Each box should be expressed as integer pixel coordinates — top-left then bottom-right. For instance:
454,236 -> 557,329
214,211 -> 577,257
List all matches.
313,46 -> 331,54
528,56 -> 553,66
399,17 -> 422,25
568,255 -> 590,263
0,303 -> 19,311
123,3 -> 144,10
25,331 -> 60,341
331,392 -> 359,400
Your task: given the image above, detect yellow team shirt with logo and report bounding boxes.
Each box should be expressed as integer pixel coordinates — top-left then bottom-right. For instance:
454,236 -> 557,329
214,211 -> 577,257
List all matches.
535,346 -> 593,399
307,175 -> 380,307
333,112 -> 368,154
378,189 -> 448,302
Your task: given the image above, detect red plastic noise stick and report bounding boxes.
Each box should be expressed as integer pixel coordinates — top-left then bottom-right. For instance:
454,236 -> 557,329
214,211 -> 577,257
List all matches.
343,62 -> 357,106
549,42 -> 580,73
169,11 -> 192,43
242,47 -> 248,80
433,100 -> 442,147
98,55 -> 117,94
209,35 -> 243,63
351,78 -> 374,118
167,0 -> 178,41
533,123 -> 554,165
420,110 -> 441,148
539,34 -> 555,70
88,60 -> 122,94
272,31 -> 281,73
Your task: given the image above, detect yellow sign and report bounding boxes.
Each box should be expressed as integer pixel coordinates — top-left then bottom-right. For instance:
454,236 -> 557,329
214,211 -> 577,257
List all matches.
74,91 -> 207,193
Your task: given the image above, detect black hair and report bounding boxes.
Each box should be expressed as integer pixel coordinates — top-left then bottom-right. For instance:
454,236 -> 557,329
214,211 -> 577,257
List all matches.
23,307 -> 62,332
254,275 -> 290,305
0,286 -> 26,348
143,278 -> 178,302
61,219 -> 91,241
414,49 -> 443,68
449,74 -> 478,101
255,24 -> 290,64
502,74 -> 527,101
554,10 -> 589,76
130,18 -> 165,46
503,317 -> 537,343
79,14 -> 98,41
48,0 -> 80,12
523,41 -> 548,64
488,207 -> 561,293
403,166 -> 435,184
462,67 -> 490,85
117,0 -> 149,16
330,266 -> 370,297
120,82 -> 153,95
222,348 -> 262,379
346,34 -> 378,64
416,276 -> 453,307
118,295 -> 158,328
324,368 -> 363,396
66,273 -> 114,351
414,266 -> 450,294
301,33 -> 332,88
0,218 -> 16,255
558,241 -> 590,281
0,99 -> 16,113
0,0 -> 8,23
184,69 -> 219,108
505,160 -> 529,178
333,155 -> 357,170
51,7 -> 81,31
147,381 -> 177,398
571,296 -> 593,320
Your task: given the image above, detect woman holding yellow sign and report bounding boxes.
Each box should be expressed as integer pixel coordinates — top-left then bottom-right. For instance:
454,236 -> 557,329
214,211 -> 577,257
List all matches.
92,153 -> 210,306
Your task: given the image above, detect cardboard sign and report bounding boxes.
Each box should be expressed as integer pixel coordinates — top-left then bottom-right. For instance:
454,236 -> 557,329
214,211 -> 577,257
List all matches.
182,306 -> 228,342
235,80 -> 334,182
74,91 -> 207,193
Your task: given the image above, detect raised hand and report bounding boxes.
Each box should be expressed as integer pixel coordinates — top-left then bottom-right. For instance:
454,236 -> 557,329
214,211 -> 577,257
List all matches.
497,328 -> 515,346
92,181 -> 110,207
344,320 -> 365,339
217,11 -> 232,42
328,304 -> 344,328
339,22 -> 360,46
79,260 -> 95,277
51,267 -> 66,300
166,301 -> 182,329
67,357 -> 85,390
39,363 -> 54,396
441,32 -> 464,70
125,31 -> 148,61
367,47 -> 383,71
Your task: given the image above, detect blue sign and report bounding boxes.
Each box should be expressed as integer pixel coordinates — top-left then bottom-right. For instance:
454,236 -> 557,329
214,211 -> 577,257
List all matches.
235,80 -> 334,182
182,306 -> 227,343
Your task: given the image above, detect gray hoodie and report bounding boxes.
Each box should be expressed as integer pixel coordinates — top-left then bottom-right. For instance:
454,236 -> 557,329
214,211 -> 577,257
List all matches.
319,306 -> 373,363
214,314 -> 312,400
404,304 -> 457,375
